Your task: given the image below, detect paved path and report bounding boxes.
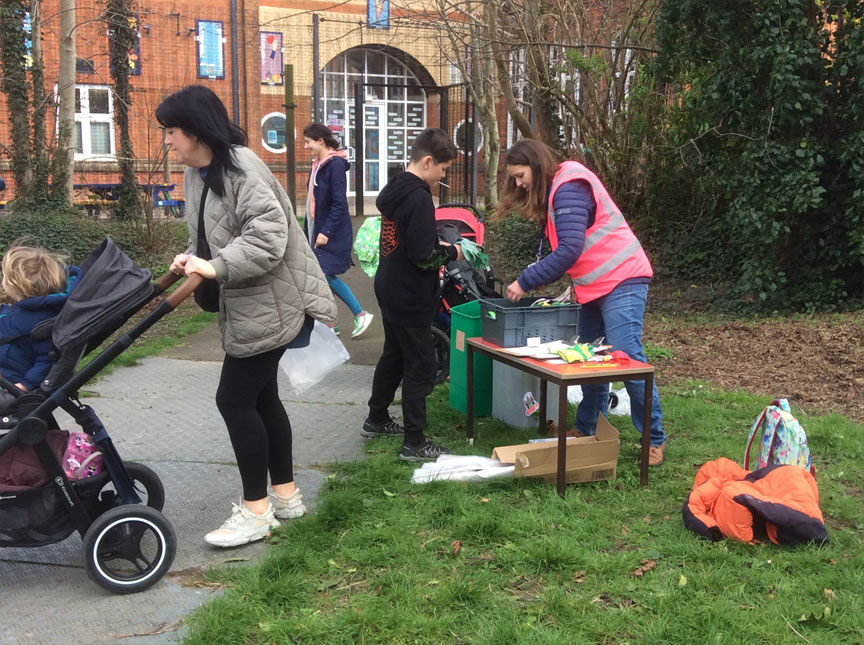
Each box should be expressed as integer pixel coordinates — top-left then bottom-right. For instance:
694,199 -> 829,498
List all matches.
0,215 -> 394,644
0,359 -> 379,644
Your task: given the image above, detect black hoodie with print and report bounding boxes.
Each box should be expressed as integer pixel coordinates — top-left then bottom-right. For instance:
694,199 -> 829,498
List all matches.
374,171 -> 458,326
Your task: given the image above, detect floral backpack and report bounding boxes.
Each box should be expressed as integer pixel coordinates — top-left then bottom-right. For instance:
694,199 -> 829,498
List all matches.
744,398 -> 814,476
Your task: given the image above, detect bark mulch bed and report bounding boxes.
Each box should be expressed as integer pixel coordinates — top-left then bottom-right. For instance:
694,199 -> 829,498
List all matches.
644,312 -> 864,423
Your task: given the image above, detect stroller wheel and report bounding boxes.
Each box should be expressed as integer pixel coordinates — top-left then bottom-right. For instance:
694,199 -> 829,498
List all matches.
83,504 -> 176,594
97,462 -> 166,511
431,326 -> 450,385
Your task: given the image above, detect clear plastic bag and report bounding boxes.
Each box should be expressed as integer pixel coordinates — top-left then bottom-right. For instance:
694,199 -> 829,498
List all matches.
279,320 -> 350,394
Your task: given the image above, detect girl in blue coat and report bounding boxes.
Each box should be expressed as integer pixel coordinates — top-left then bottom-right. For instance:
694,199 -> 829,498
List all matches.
303,123 -> 374,339
0,246 -> 81,411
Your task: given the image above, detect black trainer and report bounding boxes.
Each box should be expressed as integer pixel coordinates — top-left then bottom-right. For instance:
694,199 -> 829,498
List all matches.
399,439 -> 452,462
361,417 -> 405,438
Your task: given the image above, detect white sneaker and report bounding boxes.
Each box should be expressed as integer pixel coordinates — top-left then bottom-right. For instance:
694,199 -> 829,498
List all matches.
351,312 -> 374,338
204,502 -> 279,548
270,488 -> 307,520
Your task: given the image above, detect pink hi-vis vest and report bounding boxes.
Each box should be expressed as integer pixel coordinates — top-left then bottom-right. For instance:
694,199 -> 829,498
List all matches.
545,162 -> 653,304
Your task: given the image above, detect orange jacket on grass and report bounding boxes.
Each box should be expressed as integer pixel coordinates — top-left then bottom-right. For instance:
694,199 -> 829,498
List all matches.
683,457 -> 828,545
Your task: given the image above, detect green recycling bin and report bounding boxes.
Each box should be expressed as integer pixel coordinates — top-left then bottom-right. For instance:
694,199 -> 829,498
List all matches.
449,300 -> 492,416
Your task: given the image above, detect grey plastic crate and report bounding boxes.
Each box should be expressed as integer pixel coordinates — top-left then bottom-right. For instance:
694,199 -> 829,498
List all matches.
480,298 -> 581,347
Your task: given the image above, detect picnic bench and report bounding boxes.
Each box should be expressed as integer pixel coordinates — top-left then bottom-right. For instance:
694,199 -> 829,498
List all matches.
0,183 -> 185,218
73,183 -> 185,218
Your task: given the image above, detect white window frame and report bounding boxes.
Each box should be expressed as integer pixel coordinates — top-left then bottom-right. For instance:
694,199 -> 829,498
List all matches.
261,112 -> 286,154
549,44 -> 582,150
72,84 -> 116,161
609,40 -> 636,113
506,49 -> 529,148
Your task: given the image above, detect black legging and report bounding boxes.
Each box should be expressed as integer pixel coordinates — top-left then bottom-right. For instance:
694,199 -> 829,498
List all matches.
215,344 -> 293,501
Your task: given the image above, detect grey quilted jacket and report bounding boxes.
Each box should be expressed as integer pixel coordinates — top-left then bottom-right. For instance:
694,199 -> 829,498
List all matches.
183,146 -> 337,358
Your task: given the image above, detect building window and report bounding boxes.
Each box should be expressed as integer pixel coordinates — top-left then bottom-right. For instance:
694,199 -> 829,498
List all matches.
610,42 -> 636,111
260,32 -> 283,85
73,85 -> 115,159
261,112 -> 286,153
453,119 -> 483,154
76,57 -> 95,74
196,20 -> 225,79
506,49 -> 530,148
322,48 -> 427,194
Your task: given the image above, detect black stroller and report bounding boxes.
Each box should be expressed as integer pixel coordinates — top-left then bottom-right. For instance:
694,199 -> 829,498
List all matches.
0,238 -> 199,594
432,205 -> 500,384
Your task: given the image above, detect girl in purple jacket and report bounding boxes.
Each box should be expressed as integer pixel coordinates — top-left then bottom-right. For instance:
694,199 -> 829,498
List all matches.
303,123 -> 374,339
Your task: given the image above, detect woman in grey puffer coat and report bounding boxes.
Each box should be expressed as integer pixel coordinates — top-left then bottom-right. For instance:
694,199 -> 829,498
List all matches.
157,86 -> 337,548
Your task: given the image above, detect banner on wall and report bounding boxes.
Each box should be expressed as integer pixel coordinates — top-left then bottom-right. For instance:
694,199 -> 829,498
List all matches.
107,14 -> 141,76
260,32 -> 283,85
197,20 -> 225,79
367,0 -> 389,30
23,12 -> 32,68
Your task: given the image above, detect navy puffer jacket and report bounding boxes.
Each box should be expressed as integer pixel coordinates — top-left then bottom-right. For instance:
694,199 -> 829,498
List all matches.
517,180 -> 595,291
0,266 -> 81,390
305,156 -> 353,276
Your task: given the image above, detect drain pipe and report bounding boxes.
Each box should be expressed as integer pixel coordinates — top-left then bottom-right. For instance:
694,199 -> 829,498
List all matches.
230,0 -> 240,124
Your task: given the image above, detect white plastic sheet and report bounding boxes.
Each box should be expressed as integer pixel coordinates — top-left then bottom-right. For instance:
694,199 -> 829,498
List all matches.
280,320 -> 350,394
411,455 -> 514,484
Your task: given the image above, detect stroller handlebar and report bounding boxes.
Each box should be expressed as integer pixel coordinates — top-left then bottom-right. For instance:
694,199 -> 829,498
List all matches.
154,271 -> 182,293
162,272 -> 204,309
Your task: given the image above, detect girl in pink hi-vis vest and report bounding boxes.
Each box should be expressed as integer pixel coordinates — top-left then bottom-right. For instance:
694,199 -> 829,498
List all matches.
495,139 -> 667,466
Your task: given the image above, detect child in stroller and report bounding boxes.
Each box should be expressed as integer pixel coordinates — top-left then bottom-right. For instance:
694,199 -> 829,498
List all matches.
0,246 -> 82,412
431,204 -> 500,383
0,238 -> 199,594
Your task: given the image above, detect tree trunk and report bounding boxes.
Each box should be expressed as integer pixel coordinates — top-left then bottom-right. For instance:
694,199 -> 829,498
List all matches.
0,0 -> 33,197
527,43 -> 564,155
30,0 -> 49,194
54,0 -> 76,205
494,53 -> 533,141
107,0 -> 141,219
479,0 -> 499,207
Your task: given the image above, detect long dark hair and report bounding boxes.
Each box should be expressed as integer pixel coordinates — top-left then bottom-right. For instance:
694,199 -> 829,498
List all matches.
303,123 -> 340,150
155,85 -> 248,198
494,139 -> 562,223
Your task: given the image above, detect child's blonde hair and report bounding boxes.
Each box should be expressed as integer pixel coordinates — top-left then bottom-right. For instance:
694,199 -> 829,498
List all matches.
1,246 -> 68,300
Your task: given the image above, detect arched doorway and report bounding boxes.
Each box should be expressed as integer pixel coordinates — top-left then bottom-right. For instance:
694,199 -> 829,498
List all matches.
322,47 -> 430,196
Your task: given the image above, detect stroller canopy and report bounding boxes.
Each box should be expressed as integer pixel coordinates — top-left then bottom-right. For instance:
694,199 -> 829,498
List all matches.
52,238 -> 153,351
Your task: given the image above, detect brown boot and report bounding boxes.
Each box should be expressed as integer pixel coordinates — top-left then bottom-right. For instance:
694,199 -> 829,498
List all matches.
566,427 -> 587,438
648,441 -> 667,466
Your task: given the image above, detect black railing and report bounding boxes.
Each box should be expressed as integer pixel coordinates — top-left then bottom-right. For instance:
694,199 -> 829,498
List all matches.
352,83 -> 475,217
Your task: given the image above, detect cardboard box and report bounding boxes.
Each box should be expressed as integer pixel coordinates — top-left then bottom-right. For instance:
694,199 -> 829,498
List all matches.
491,414 -> 620,484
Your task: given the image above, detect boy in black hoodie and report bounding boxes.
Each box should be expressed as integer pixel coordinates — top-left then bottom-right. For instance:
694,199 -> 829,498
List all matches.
361,128 -> 462,461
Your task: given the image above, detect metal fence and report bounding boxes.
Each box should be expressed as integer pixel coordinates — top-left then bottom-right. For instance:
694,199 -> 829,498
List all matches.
352,83 -> 476,216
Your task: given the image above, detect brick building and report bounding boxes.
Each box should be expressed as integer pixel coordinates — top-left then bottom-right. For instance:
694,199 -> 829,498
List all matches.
0,0 -> 476,207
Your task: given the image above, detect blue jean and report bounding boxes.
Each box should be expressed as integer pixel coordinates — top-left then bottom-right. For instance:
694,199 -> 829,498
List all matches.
326,274 -> 363,316
574,282 -> 666,446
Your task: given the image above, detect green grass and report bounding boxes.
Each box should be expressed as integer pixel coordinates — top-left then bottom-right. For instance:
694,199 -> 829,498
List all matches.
182,383 -> 864,644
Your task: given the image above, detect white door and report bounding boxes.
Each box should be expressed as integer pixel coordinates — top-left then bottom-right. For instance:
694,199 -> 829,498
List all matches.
360,102 -> 385,196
